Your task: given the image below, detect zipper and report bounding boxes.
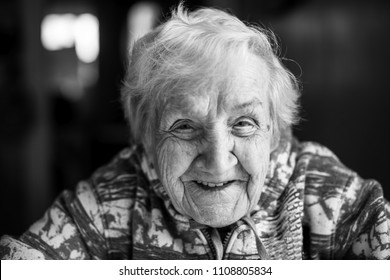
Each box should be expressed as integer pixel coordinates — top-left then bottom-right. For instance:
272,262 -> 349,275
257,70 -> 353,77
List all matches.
200,228 -> 219,259
222,225 -> 238,251
200,218 -> 270,260
200,225 -> 238,260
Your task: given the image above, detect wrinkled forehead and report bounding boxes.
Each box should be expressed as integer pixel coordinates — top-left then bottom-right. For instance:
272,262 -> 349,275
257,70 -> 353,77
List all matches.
162,54 -> 271,114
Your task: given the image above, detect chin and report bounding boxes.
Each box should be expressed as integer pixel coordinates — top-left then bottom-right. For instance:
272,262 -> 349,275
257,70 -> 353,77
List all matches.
205,218 -> 238,228
191,207 -> 247,228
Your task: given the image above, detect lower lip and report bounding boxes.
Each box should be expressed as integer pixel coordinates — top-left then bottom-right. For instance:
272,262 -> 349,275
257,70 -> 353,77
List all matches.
193,180 -> 236,191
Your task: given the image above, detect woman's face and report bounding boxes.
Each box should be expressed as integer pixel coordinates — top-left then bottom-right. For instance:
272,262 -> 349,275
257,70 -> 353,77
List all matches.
152,58 -> 272,227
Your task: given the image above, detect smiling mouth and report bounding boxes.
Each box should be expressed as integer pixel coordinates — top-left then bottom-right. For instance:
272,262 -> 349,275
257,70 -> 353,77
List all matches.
192,180 -> 236,190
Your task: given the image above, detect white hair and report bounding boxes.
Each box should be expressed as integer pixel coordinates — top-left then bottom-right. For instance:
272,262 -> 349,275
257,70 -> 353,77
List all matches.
121,3 -> 300,150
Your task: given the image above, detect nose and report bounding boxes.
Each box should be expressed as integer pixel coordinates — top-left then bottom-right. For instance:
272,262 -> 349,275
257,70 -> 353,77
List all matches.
195,129 -> 238,176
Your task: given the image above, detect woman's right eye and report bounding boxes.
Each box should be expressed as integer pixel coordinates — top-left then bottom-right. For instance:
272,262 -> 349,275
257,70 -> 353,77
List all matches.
169,120 -> 197,140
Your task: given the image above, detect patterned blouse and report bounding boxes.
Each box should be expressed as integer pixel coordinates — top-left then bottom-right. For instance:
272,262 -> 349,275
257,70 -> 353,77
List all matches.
1,131 -> 389,259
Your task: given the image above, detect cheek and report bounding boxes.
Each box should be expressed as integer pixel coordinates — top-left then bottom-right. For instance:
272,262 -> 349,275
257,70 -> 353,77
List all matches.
236,136 -> 271,178
156,139 -> 197,183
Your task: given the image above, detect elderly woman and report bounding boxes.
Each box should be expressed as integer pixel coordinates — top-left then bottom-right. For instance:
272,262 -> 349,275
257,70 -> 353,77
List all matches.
1,4 -> 389,260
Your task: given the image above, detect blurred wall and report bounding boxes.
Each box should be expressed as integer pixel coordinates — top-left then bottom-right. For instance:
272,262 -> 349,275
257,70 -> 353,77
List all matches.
0,0 -> 389,237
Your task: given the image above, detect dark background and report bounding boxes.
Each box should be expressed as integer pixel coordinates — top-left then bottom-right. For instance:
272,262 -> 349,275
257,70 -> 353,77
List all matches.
1,0 -> 389,237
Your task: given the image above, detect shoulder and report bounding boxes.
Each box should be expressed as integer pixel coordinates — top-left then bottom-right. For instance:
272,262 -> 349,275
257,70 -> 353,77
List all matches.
88,145 -> 148,200
83,145 -> 152,258
82,145 -> 151,232
295,141 -> 381,207
295,141 -> 390,259
0,145 -> 152,260
296,141 -> 354,194
295,141 -> 356,236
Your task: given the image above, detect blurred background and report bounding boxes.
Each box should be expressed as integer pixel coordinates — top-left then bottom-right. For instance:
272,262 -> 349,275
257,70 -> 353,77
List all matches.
1,0 -> 389,237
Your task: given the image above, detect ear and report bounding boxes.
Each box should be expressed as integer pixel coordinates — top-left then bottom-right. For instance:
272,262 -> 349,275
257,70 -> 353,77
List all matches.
268,120 -> 280,152
143,141 -> 155,165
143,133 -> 159,172
270,133 -> 280,152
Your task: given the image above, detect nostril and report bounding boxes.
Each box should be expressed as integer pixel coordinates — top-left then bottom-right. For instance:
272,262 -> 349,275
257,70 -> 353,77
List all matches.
209,152 -> 237,171
193,141 -> 238,173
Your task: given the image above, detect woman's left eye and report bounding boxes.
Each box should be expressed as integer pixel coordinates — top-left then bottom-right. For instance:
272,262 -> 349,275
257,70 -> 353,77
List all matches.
175,123 -> 194,131
235,120 -> 253,127
232,118 -> 258,136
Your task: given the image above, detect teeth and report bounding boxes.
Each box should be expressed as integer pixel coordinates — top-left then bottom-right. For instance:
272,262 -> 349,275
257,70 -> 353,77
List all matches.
196,180 -> 231,187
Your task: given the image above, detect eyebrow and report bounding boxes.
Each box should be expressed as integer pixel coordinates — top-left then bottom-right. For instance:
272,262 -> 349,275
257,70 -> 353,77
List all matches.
231,98 -> 263,112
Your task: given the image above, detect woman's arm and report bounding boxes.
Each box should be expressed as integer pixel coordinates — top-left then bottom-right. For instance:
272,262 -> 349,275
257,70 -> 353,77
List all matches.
0,180 -> 108,259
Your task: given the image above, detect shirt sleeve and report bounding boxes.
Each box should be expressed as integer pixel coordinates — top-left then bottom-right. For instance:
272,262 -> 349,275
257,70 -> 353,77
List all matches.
335,176 -> 390,259
0,180 -> 108,260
